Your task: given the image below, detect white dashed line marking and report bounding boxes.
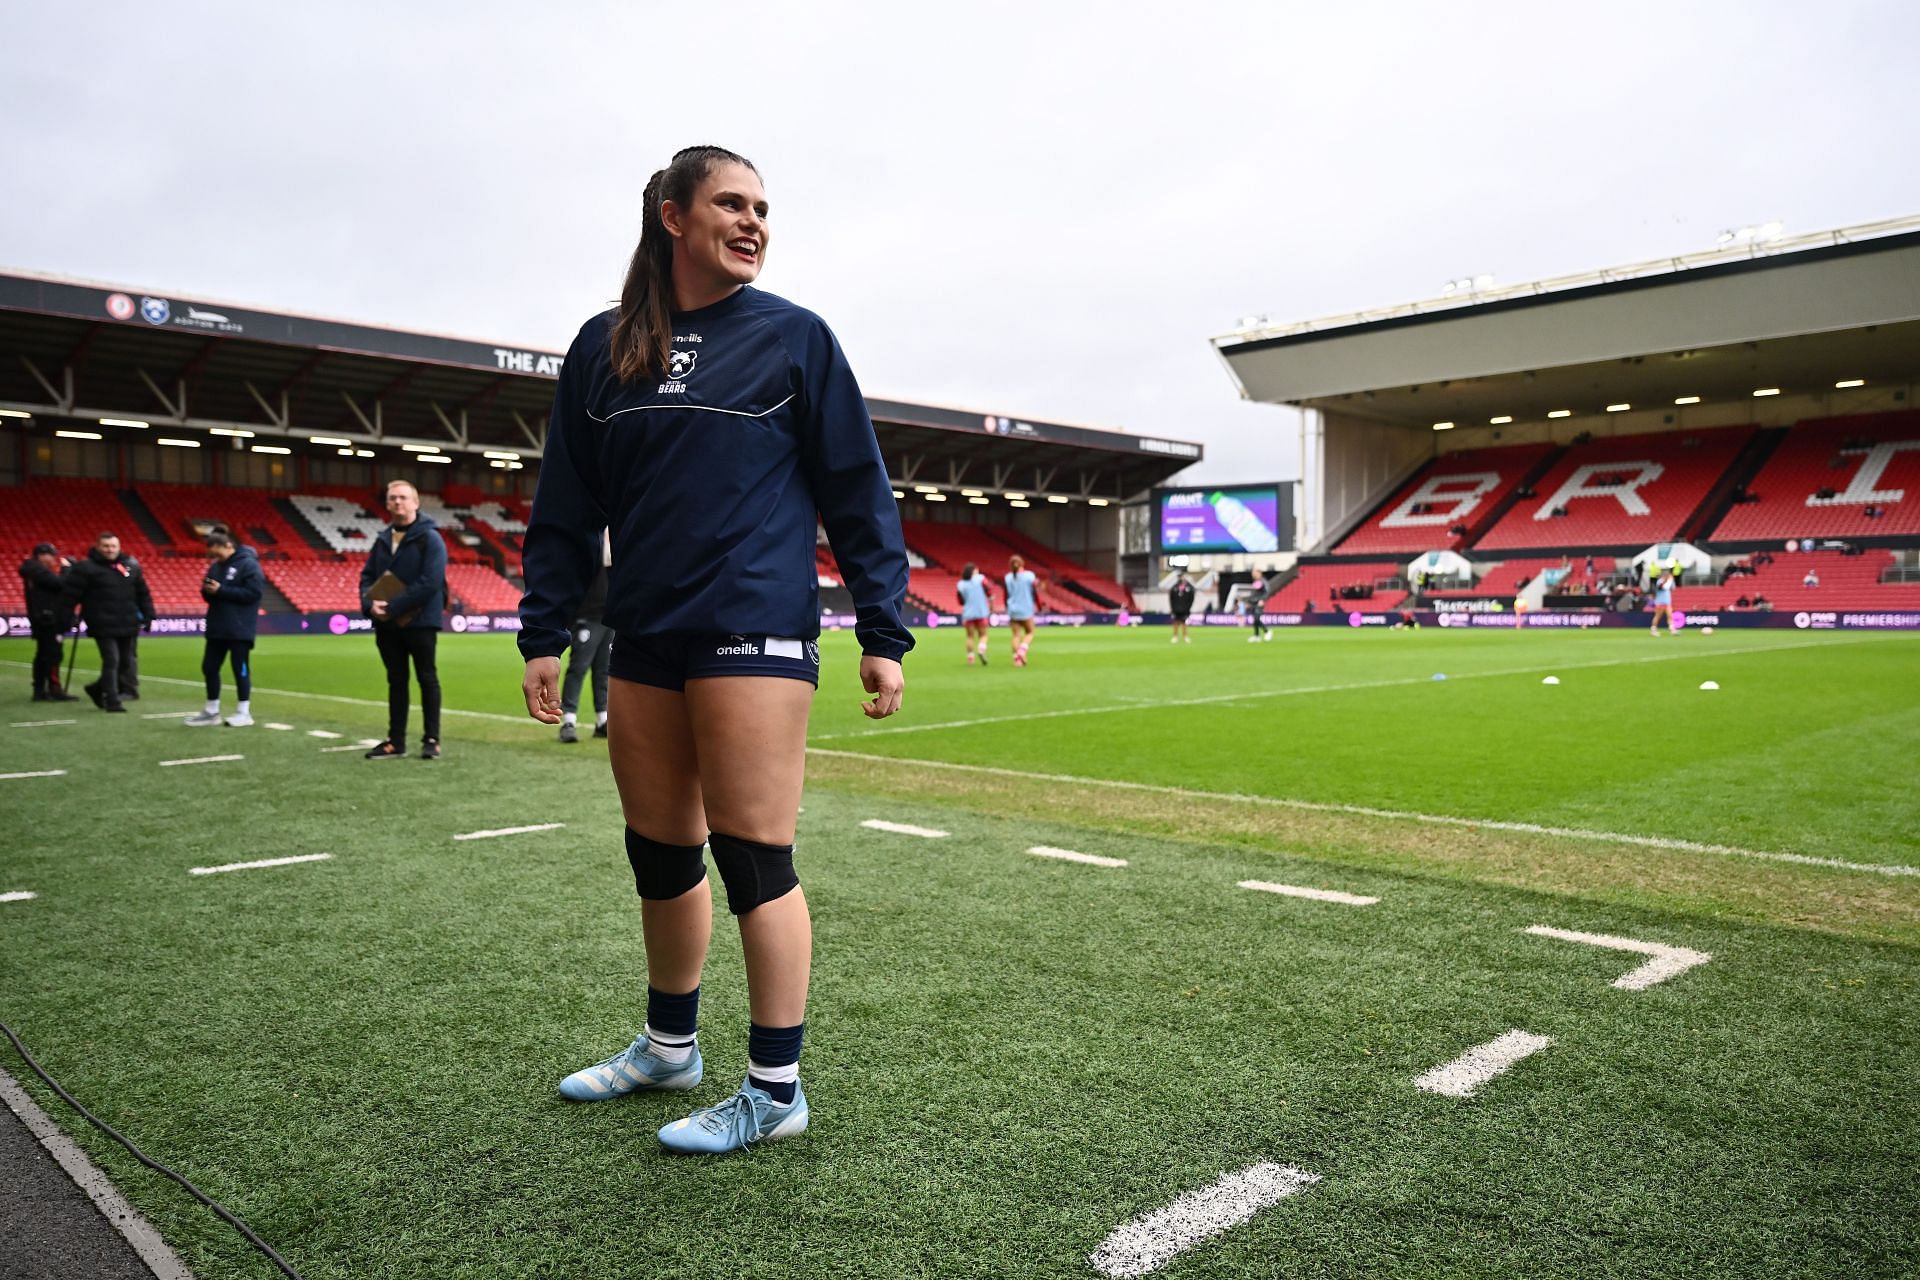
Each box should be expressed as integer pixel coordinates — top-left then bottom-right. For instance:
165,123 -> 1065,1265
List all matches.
1,891 -> 37,903
189,853 -> 333,876
807,750 -> 1917,877
1028,845 -> 1128,868
318,739 -> 384,753
262,722 -> 296,731
10,719 -> 75,728
1090,1162 -> 1321,1277
307,729 -> 343,739
451,823 -> 567,841
1523,925 -> 1713,990
158,755 -> 244,768
0,770 -> 67,781
860,819 -> 950,839
142,711 -> 194,719
1238,880 -> 1378,906
1413,1029 -> 1553,1098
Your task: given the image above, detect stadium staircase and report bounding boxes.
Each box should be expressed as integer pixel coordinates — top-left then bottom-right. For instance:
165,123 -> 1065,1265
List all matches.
1683,428 -> 1788,544
116,489 -> 175,547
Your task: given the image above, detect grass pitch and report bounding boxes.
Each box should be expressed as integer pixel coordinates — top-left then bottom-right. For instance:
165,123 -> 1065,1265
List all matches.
1,625 -> 1916,1278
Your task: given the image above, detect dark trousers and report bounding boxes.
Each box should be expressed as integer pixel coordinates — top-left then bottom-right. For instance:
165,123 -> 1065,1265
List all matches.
203,639 -> 253,701
375,626 -> 440,744
561,620 -> 613,716
91,634 -> 138,707
31,628 -> 64,694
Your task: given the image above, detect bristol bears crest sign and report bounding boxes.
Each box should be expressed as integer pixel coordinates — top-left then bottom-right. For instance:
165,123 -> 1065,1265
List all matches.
667,350 -> 697,380
140,296 -> 171,326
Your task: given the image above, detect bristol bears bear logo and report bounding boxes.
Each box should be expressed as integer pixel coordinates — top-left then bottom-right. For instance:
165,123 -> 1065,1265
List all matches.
668,350 -> 697,380
140,296 -> 171,326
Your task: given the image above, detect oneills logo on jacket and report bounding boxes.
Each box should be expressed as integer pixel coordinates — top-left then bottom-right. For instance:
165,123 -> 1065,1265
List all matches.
715,635 -> 760,656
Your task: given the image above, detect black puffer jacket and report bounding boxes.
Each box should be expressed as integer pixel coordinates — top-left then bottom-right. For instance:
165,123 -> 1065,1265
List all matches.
63,548 -> 156,638
18,557 -> 75,633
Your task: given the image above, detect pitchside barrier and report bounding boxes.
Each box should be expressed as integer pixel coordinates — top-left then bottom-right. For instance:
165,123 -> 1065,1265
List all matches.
14,606 -> 1920,640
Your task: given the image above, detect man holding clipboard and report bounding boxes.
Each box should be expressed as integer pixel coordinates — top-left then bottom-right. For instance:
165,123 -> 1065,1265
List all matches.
359,479 -> 448,759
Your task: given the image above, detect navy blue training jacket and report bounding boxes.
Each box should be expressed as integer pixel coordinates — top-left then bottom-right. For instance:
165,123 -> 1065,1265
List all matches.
358,515 -> 447,630
203,545 -> 264,641
517,287 -> 915,664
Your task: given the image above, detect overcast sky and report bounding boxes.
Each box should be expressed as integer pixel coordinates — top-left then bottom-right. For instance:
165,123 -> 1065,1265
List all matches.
5,1 -> 1915,486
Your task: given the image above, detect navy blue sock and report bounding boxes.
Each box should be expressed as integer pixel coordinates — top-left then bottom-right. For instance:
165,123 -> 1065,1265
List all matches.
747,1022 -> 804,1104
646,985 -> 699,1039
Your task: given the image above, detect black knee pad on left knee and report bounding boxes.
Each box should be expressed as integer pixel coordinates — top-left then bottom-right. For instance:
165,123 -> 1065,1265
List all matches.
708,832 -> 798,915
625,828 -> 708,900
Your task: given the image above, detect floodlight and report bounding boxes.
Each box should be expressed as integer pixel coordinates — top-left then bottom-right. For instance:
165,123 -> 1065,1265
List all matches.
1835,379 -> 1865,389
56,430 -> 103,440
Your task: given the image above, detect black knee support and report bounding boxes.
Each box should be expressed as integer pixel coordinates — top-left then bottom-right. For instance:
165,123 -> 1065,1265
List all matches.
708,832 -> 799,915
625,828 -> 708,900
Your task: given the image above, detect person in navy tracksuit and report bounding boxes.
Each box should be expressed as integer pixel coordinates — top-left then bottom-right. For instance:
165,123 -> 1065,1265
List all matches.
359,481 -> 447,758
519,145 -> 912,1154
186,530 -> 264,727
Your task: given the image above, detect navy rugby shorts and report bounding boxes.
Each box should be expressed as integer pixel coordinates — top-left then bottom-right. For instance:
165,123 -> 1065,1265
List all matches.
609,633 -> 821,691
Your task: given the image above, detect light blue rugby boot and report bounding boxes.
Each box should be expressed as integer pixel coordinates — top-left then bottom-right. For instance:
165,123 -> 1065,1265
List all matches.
557,1033 -> 702,1101
657,1079 -> 808,1154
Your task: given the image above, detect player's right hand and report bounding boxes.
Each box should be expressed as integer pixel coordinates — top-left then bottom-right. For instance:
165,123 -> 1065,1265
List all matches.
522,656 -> 564,723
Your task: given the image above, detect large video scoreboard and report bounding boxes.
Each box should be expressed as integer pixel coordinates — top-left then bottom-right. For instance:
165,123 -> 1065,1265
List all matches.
1154,483 -> 1293,554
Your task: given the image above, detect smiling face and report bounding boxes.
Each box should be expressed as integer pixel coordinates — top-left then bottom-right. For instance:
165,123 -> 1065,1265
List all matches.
96,534 -> 121,561
662,161 -> 768,309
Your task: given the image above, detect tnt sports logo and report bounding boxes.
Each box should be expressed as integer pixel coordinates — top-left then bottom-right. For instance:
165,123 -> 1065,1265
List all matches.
716,634 -> 760,656
140,296 -> 170,325
668,350 -> 698,380
105,293 -> 136,321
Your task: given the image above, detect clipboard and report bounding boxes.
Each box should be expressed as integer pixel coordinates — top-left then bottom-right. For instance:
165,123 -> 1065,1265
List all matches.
368,571 -> 421,628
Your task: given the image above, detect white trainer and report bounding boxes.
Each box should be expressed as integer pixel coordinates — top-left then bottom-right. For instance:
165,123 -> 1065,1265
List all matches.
184,711 -> 221,726
224,712 -> 254,727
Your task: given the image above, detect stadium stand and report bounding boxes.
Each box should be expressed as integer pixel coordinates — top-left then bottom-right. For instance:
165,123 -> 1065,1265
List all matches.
900,520 -> 1084,615
445,563 -> 523,612
1672,549 -> 1920,613
974,525 -> 1136,610
1334,443 -> 1556,555
1706,411 -> 1920,542
1267,562 -> 1406,613
1474,426 -> 1756,551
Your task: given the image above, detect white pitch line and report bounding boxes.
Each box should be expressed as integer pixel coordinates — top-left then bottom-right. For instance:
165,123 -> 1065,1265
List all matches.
1,891 -> 37,903
1524,925 -> 1713,990
141,710 -> 194,719
452,823 -> 567,841
807,749 -> 1918,878
1238,879 -> 1378,906
1090,1162 -> 1321,1278
10,719 -> 76,728
0,661 -> 538,725
262,722 -> 296,731
158,754 -> 244,767
860,818 -> 950,839
809,634 -> 1887,742
318,739 -> 384,753
0,770 -> 66,781
1028,845 -> 1128,868
307,729 -> 343,739
0,1069 -> 194,1280
1413,1029 -> 1554,1098
188,852 -> 333,876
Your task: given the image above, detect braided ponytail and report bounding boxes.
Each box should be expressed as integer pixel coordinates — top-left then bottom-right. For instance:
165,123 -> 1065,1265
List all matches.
609,145 -> 757,383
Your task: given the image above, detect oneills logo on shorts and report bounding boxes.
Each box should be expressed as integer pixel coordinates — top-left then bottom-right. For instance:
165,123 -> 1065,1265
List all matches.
715,634 -> 760,656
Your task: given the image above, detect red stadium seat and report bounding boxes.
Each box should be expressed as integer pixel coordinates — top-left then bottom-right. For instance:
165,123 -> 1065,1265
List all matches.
1707,411 -> 1920,542
1474,427 -> 1755,551
1335,443 -> 1555,555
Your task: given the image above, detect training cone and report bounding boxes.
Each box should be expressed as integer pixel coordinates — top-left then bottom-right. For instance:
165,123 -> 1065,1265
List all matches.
1542,676 -> 1560,685
1699,680 -> 1720,691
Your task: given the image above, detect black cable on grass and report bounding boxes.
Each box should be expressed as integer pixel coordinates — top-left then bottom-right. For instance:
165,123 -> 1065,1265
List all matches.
1,1020 -> 304,1280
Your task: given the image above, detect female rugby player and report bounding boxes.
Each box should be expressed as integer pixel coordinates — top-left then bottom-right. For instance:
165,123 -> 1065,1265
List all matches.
518,146 -> 913,1154
1649,571 -> 1677,636
956,562 -> 991,664
1004,554 -> 1038,665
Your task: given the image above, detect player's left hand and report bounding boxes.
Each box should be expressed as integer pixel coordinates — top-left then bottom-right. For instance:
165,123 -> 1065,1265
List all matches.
859,655 -> 903,720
